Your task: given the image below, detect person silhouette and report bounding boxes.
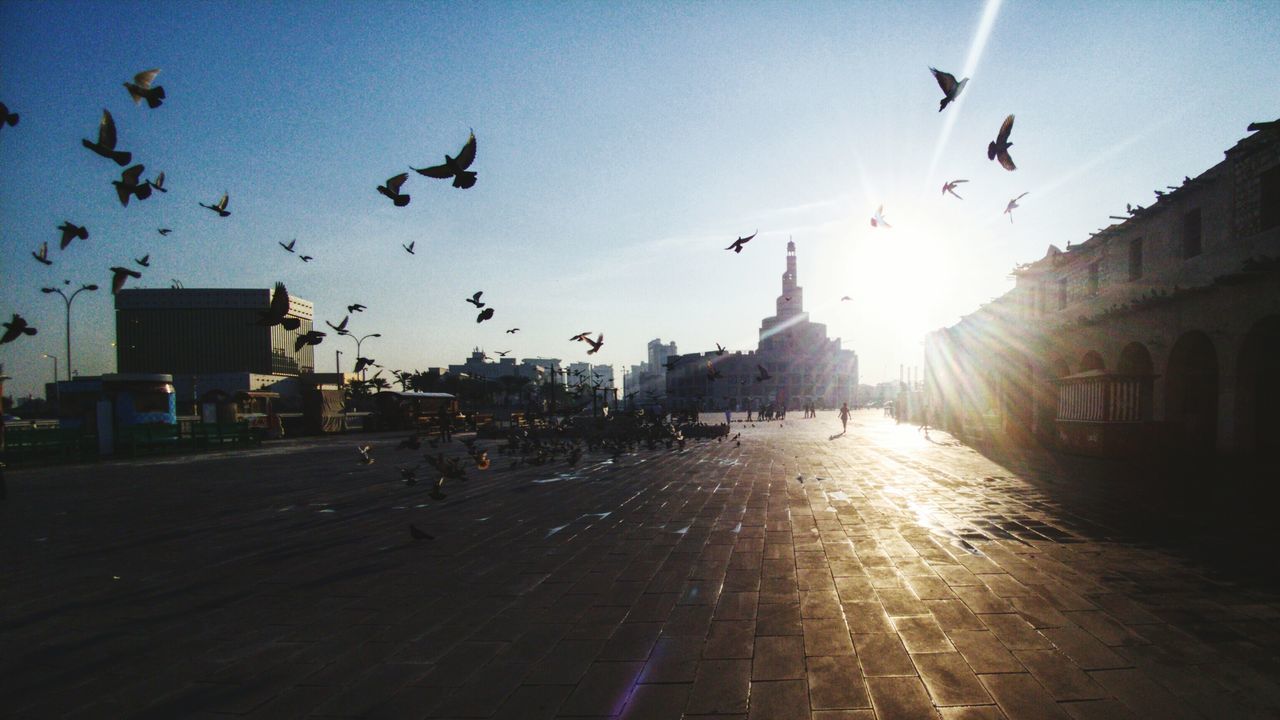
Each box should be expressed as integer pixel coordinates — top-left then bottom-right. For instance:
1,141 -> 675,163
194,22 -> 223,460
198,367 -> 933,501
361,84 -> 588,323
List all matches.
838,402 -> 850,434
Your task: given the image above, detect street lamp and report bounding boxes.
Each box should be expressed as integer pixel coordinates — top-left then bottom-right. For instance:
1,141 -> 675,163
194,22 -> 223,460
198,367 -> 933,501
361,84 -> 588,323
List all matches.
40,353 -> 58,385
41,282 -> 99,381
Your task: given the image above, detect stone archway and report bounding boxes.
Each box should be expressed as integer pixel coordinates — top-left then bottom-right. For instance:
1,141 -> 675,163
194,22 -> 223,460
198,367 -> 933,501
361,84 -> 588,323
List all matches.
1033,357 -> 1070,441
1165,331 -> 1219,454
1234,316 -> 1280,454
1080,351 -> 1105,372
1117,341 -> 1155,422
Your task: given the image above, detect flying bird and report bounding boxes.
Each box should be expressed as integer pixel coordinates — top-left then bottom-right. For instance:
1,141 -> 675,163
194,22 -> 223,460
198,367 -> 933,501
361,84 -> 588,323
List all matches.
279,239 -> 296,253
942,179 -> 968,199
157,228 -> 171,236
1,314 -> 37,344
930,67 -> 968,112
354,357 -> 376,374
148,171 -> 167,193
410,523 -> 435,540
356,445 -> 374,465
294,330 -> 326,352
134,254 -> 150,267
110,266 -> 142,294
495,350 -> 511,356
505,328 -> 519,334
347,303 -> 366,313
570,331 -> 592,342
113,164 -> 153,207
124,68 -> 165,108
1004,192 -> 1029,222
585,334 -> 604,355
988,114 -> 1016,171
476,307 -> 495,323
82,109 -> 131,166
756,365 -> 771,382
326,316 -> 350,334
200,192 -> 230,217
412,130 -> 477,189
0,102 -> 18,129
870,205 -> 891,228
377,172 -> 410,206
256,282 -> 301,330
725,231 -> 757,254
465,291 -> 485,308
299,255 -> 313,262
32,242 -> 52,265
715,343 -> 726,356
402,241 -> 415,254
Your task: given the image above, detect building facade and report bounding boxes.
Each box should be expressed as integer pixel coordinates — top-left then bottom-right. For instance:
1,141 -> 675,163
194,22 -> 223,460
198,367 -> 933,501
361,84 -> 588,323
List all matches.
926,120 -> 1280,457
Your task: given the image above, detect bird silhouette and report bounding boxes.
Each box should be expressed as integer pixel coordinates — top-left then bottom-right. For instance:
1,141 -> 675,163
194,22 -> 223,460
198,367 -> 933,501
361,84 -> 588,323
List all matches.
398,464 -> 419,484
294,330 -> 325,352
0,102 -> 18,129
409,523 -> 435,540
147,171 -> 167,193
585,334 -> 604,354
495,350 -> 511,356
403,241 -> 415,254
413,130 -> 477,189
134,254 -> 150,267
256,282 -> 301,330
1,314 -> 37,344
113,164 -> 153,207
476,307 -> 495,323
110,266 -> 142,294
32,242 -> 52,265
299,255 -> 313,262
988,115 -> 1016,171
756,364 -> 771,382
1004,192 -> 1029,222
279,239 -> 296,253
200,192 -> 230,217
570,331 -> 592,342
725,231 -> 757,254
124,68 -> 165,108
942,179 -> 968,199
466,291 -> 485,308
157,228 -> 172,236
354,357 -> 376,374
326,316 -> 350,334
930,67 -> 968,112
715,343 -> 726,356
377,173 -> 410,206
356,445 -> 374,465
347,303 -> 366,313
82,109 -> 131,166
506,328 -> 520,334
870,205 -> 891,228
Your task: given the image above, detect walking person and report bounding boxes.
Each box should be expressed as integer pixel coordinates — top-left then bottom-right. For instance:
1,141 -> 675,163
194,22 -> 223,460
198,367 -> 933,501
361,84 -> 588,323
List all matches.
838,402 -> 850,434
437,403 -> 453,443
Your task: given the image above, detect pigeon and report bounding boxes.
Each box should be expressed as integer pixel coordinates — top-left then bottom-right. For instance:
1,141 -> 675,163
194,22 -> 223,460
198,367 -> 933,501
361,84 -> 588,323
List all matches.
377,172 -> 410,206
399,466 -> 419,485
299,255 -> 313,262
725,231 -> 757,253
930,67 -> 968,112
157,228 -> 172,236
755,365 -> 771,382
200,192 -> 230,217
495,350 -> 511,356
354,357 -> 376,374
506,328 -> 520,334
279,238 -> 296,253
570,331 -> 592,342
942,179 -> 967,199
409,523 -> 434,540
403,241 -> 415,254
0,102 -> 18,128
134,254 -> 150,267
585,334 -> 604,354
294,330 -> 325,351
357,445 -> 374,465
476,307 -> 495,323
428,476 -> 448,501
326,316 -> 350,334
124,68 -> 165,108
347,303 -> 366,313
110,266 -> 142,294
840,296 -> 851,301
715,343 -> 726,356
32,242 -> 52,265
147,171 -> 167,193
870,205 -> 891,228
1,314 -> 37,344
113,164 -> 153,207
82,109 -> 131,166
988,114 -> 1016,171
255,282 -> 301,330
466,291 -> 485,308
1004,192 -> 1029,222
412,130 -> 477,189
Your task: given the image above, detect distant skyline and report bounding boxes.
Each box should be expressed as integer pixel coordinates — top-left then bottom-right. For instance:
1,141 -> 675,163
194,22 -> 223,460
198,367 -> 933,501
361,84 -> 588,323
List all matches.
3,0 -> 1279,399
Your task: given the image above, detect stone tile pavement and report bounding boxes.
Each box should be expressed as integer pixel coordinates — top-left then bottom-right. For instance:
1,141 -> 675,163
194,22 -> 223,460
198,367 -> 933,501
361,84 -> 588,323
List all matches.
3,411 -> 1279,718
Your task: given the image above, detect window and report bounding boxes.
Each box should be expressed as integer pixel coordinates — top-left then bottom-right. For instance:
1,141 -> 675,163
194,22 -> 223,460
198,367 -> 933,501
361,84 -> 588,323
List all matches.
1089,261 -> 1100,296
1057,277 -> 1068,310
1129,237 -> 1143,280
1262,164 -> 1280,231
1183,208 -> 1202,258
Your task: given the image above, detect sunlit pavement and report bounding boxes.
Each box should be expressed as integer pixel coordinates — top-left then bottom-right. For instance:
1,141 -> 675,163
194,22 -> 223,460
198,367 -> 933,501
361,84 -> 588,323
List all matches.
3,412 -> 1280,719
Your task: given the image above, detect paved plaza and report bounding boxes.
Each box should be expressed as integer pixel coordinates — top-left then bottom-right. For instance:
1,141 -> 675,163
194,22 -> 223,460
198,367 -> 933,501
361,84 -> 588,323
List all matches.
3,411 -> 1280,719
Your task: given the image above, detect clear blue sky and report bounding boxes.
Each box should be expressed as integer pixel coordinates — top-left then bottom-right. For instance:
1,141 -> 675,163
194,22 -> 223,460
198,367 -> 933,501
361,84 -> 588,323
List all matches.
3,0 -> 1278,399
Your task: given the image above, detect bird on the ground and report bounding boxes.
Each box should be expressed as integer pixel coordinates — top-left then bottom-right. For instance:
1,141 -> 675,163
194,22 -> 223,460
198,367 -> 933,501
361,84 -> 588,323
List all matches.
200,192 -> 230,217
403,241 -> 415,254
399,466 -> 419,485
715,343 -> 726,356
466,291 -> 484,308
326,316 -> 350,334
988,114 -> 1017,171
942,179 -> 968,199
294,330 -> 325,352
413,130 -> 477,189
157,228 -> 172,236
255,282 -> 301,330
495,350 -> 511,356
279,239 -> 296,253
409,523 -> 434,540
356,445 -> 374,465
113,164 -> 152,207
82,109 -> 131,166
354,357 -> 376,374
1,314 -> 37,344
930,67 -> 968,112
506,328 -> 519,334
477,307 -> 494,323
110,266 -> 142,294
377,172 -> 410,206
870,205 -> 891,228
0,102 -> 18,129
585,334 -> 604,354
148,171 -> 167,193
570,331 -> 592,342
725,231 -> 757,254
32,242 -> 52,266
124,68 -> 165,108
134,254 -> 150,267
1004,192 -> 1029,222
299,255 -> 313,262
756,365 -> 771,382
840,296 -> 851,302
428,476 -> 447,501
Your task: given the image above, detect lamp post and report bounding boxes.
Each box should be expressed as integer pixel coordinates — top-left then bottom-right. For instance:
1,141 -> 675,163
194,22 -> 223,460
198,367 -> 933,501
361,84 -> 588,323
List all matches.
40,282 -> 98,381
40,353 -> 58,386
